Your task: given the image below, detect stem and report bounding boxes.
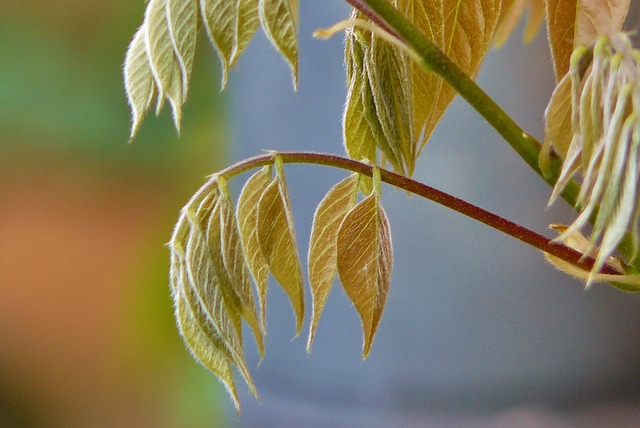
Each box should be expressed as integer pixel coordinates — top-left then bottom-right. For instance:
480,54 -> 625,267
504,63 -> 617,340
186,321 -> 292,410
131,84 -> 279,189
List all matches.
216,151 -> 622,276
349,0 -> 639,269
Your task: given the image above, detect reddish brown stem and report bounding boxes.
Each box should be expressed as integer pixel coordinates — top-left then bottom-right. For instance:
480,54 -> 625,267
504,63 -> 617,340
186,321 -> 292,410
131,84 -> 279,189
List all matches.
216,151 -> 621,276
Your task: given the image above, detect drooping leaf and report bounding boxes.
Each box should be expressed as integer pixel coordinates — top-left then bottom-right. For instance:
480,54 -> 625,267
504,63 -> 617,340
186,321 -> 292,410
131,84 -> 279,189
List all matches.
236,166 -> 272,331
144,0 -> 187,128
234,0 -> 261,65
123,26 -> 157,140
256,168 -> 305,334
168,189 -> 258,404
546,0 -> 630,80
200,0 -> 238,86
259,0 -> 298,87
413,0 -> 502,152
175,288 -> 240,410
215,184 -> 264,356
337,188 -> 392,357
494,0 -> 545,47
307,174 -> 359,350
167,0 -> 198,98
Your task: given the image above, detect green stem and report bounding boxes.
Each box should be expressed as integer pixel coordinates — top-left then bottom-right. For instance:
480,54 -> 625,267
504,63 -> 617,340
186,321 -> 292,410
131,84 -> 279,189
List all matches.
215,151 -> 622,277
352,0 -> 639,270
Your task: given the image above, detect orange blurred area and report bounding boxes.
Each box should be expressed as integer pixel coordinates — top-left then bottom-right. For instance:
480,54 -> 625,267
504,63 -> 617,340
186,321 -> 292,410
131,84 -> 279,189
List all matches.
0,1 -> 230,426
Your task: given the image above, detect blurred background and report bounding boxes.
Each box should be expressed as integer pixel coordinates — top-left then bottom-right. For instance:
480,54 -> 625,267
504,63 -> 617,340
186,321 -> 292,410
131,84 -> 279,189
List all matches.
3,0 -> 640,427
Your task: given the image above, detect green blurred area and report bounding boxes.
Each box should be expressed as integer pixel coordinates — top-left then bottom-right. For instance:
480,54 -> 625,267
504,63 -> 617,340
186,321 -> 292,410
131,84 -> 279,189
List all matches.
0,1 -> 231,426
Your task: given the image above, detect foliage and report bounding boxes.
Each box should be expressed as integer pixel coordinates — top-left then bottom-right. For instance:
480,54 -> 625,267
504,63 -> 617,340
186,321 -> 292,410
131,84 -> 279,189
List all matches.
125,0 -> 640,410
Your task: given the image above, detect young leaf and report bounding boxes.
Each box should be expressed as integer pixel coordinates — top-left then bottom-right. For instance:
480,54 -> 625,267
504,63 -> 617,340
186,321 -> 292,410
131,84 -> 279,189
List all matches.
124,26 -> 157,140
410,0 -> 502,154
234,0 -> 261,65
216,186 -> 264,356
494,0 -> 545,47
337,187 -> 392,357
144,0 -> 188,129
174,289 -> 241,410
540,72 -> 572,177
307,174 -> 359,350
259,0 -> 298,87
256,170 -> 305,335
345,0 -> 503,173
236,166 -> 272,331
176,191 -> 257,397
167,0 -> 198,98
200,0 -> 238,86
546,0 -> 630,80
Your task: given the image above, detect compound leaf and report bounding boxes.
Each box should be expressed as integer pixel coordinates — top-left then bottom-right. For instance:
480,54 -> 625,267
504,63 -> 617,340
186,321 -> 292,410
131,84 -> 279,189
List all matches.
307,174 -> 359,350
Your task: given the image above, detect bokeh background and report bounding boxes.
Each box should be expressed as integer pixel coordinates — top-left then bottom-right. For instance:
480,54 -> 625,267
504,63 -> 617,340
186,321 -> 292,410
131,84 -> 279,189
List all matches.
3,0 -> 640,427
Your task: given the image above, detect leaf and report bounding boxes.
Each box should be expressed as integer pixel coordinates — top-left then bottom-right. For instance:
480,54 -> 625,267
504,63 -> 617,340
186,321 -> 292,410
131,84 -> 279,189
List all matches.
346,0 -> 503,174
215,186 -> 264,356
167,0 -> 198,98
411,0 -> 502,153
175,288 -> 240,410
307,174 -> 359,350
234,0 -> 261,65
494,0 -> 545,47
200,0 -> 238,86
337,190 -> 392,357
144,0 -> 190,129
367,33 -> 414,173
259,0 -> 298,87
256,168 -> 305,334
546,0 -> 630,80
540,72 -> 573,176
123,26 -> 157,140
168,189 -> 257,405
236,166 -> 272,331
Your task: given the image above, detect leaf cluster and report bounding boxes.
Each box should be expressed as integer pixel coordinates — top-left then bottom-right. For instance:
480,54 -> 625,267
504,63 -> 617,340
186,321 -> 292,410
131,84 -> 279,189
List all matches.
124,0 -> 298,139
168,159 -> 392,409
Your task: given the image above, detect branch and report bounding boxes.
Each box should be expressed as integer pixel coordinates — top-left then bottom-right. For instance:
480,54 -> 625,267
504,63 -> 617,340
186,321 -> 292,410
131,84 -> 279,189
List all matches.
213,151 -> 623,277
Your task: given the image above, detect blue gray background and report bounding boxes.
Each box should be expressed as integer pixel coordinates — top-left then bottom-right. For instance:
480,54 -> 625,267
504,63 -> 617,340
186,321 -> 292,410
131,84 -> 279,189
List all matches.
225,1 -> 640,426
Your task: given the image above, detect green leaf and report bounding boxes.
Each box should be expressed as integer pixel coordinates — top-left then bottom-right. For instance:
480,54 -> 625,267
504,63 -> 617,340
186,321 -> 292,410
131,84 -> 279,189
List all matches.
144,0 -> 189,129
337,184 -> 392,357
540,72 -> 572,177
234,0 -> 260,65
200,0 -> 238,86
259,0 -> 298,87
123,26 -> 157,140
236,166 -> 272,331
167,0 -> 198,98
215,183 -> 264,356
546,0 -> 630,80
174,288 -> 240,410
256,166 -> 305,334
307,174 -> 359,350
343,27 -> 390,190
169,189 -> 257,406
